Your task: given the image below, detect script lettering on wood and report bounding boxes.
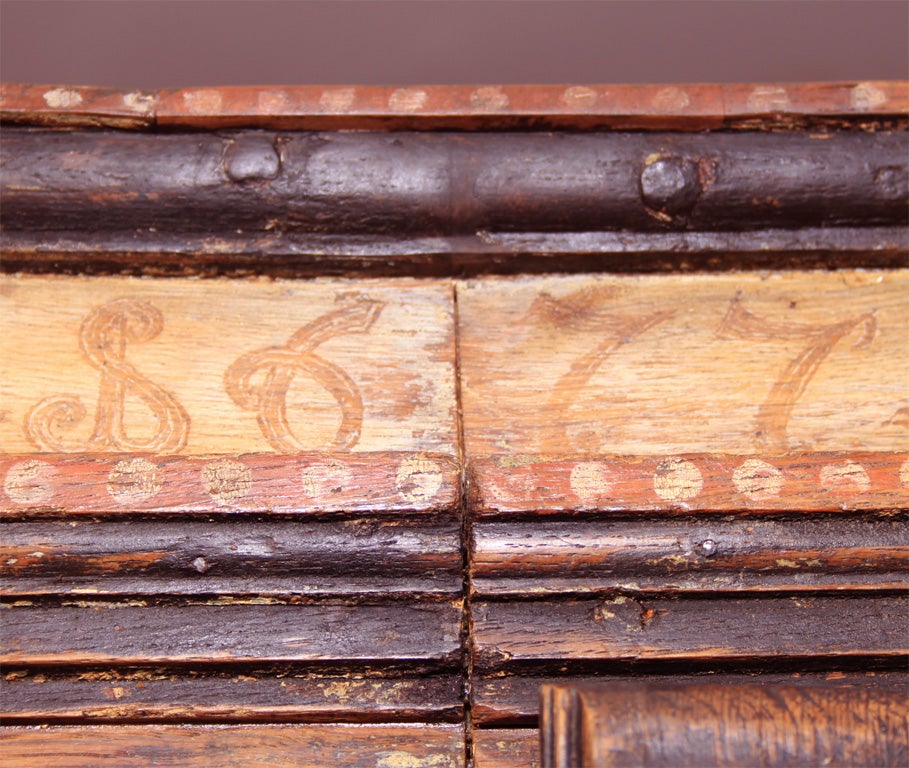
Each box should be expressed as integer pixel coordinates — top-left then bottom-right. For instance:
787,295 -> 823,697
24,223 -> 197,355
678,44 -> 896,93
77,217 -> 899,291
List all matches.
528,287 -> 675,452
718,296 -> 877,450
24,299 -> 189,453
0,276 -> 457,456
225,297 -> 384,452
459,271 -> 908,456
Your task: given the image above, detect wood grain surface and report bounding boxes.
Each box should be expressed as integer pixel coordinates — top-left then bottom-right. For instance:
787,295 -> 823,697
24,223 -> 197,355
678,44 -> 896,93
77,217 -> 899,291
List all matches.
4,226 -> 907,279
0,276 -> 456,457
459,271 -> 908,457
2,83 -> 906,766
472,596 -> 907,672
0,724 -> 466,767
1,672 -> 462,724
4,130 -> 905,235
540,681 -> 909,767
1,517 -> 461,596
472,728 -> 540,768
472,671 -> 908,726
3,82 -> 907,130
471,516 -> 908,595
2,600 -> 463,668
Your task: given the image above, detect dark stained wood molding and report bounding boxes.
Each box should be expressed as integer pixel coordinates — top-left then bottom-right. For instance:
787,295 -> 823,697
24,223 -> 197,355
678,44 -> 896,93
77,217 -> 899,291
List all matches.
4,227 -> 906,279
1,518 -> 462,597
1,672 -> 464,725
3,129 -> 906,235
471,516 -> 908,595
2,82 -> 907,131
0,724 -> 467,768
540,681 -> 909,767
1,600 -> 464,669
4,125 -> 905,276
471,595 -> 908,673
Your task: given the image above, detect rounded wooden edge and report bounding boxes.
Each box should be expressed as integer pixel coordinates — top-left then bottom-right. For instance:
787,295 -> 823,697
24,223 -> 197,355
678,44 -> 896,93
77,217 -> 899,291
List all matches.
2,81 -> 907,130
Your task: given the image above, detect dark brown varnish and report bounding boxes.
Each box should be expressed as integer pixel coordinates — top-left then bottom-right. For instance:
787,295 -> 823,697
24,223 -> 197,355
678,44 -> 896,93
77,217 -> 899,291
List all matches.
472,517 -> 908,595
2,519 -> 462,596
1,672 -> 463,724
3,130 -> 906,236
472,595 -> 907,672
540,681 -> 909,767
472,671 -> 909,726
1,601 -> 463,668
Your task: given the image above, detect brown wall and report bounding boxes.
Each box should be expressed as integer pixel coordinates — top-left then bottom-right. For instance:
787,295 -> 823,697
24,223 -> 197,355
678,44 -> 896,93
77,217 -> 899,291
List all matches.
1,0 -> 907,89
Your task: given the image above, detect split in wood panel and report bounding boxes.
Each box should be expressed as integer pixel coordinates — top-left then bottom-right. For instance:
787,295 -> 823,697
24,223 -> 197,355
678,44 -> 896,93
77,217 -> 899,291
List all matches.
0,724 -> 466,768
458,271 -> 909,457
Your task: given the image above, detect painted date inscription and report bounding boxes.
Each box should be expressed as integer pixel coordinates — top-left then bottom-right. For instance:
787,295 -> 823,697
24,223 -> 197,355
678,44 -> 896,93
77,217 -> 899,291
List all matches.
718,297 -> 877,450
225,298 -> 384,452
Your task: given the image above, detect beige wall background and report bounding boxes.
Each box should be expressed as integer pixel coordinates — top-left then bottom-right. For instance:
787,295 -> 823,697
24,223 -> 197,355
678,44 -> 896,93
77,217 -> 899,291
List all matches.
1,0 -> 907,88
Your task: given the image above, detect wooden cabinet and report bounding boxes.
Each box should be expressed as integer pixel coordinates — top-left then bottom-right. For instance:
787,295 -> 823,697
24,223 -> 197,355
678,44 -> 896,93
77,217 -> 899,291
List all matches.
2,82 -> 907,767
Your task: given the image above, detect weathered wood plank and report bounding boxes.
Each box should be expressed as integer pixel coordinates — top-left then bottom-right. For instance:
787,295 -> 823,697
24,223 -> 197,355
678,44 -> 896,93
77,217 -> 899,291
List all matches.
459,271 -> 909,457
1,601 -> 462,668
541,682 -> 909,768
472,728 -> 539,768
3,130 -> 906,236
472,516 -> 908,595
472,596 -> 908,672
0,453 -> 460,518
0,84 -> 156,128
0,724 -> 466,767
1,518 -> 461,596
471,671 -> 909,726
0,275 -> 457,457
1,672 -> 462,724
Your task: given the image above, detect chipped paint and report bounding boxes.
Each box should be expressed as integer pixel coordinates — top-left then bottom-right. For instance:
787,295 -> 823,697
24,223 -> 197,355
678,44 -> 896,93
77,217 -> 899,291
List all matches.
42,88 -> 83,109
389,88 -> 428,112
851,82 -> 888,111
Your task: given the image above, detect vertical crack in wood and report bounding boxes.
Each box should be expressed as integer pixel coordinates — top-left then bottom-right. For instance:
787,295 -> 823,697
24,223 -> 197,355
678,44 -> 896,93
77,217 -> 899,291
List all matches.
452,279 -> 475,767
